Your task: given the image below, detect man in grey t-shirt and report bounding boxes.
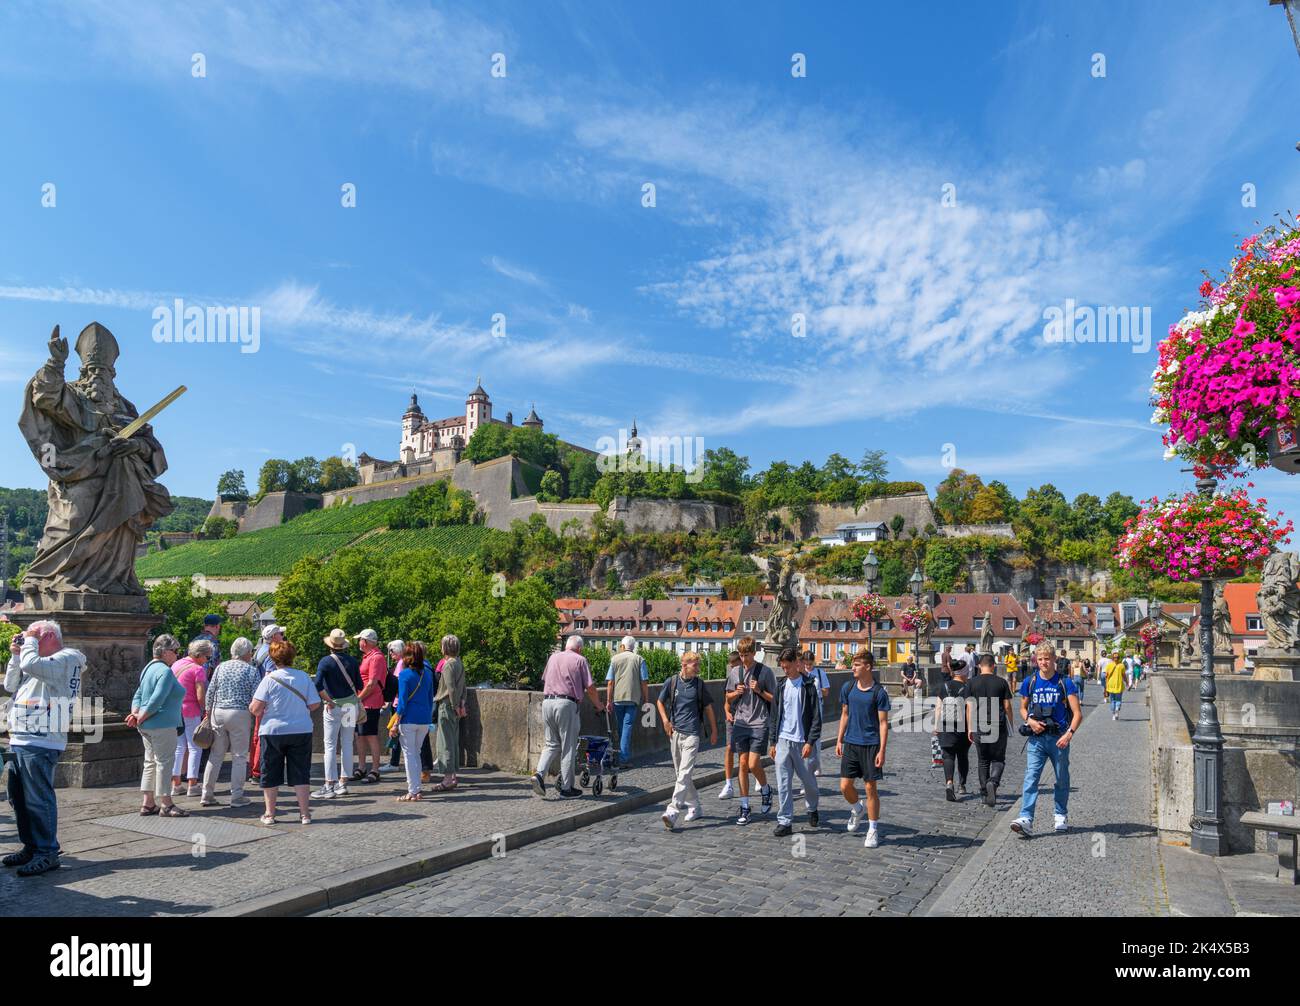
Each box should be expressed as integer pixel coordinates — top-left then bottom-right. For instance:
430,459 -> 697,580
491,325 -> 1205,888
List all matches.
725,636 -> 776,824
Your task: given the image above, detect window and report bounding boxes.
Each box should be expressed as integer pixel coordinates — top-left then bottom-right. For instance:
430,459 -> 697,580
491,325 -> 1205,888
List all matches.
1070,639 -> 1083,650
1247,615 -> 1263,631
992,597 -> 1000,605
810,619 -> 821,631
743,620 -> 753,631
757,621 -> 766,631
879,619 -> 893,631
849,642 -> 858,653
973,617 -> 984,630
836,643 -> 845,656
938,618 -> 952,629
837,620 -> 847,632
1003,618 -> 1016,630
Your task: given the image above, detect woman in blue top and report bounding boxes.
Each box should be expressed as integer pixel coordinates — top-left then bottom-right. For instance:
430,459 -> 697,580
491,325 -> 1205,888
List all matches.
127,634 -> 188,818
391,641 -> 434,801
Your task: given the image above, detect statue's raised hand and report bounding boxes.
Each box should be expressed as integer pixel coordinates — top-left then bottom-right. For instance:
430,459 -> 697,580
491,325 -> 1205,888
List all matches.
47,325 -> 68,366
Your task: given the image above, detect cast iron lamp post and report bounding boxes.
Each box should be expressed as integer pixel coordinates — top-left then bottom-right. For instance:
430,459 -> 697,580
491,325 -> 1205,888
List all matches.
1191,477 -> 1227,856
862,549 -> 879,656
910,565 -> 924,667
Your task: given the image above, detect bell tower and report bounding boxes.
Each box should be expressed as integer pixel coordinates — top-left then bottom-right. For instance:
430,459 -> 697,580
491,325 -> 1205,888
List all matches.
466,377 -> 491,439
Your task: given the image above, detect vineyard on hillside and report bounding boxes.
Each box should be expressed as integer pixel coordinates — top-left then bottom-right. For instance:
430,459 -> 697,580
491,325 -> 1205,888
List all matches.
349,526 -> 504,559
134,497 -> 495,580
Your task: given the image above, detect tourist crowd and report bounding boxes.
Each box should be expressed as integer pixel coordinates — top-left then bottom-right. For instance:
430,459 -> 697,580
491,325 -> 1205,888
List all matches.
4,614 -> 1132,879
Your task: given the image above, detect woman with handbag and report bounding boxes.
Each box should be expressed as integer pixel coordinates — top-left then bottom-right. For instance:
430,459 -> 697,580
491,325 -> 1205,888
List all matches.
313,628 -> 364,799
391,641 -> 434,800
127,634 -> 188,818
431,634 -> 467,793
199,637 -> 261,808
249,641 -> 320,826
170,638 -> 211,797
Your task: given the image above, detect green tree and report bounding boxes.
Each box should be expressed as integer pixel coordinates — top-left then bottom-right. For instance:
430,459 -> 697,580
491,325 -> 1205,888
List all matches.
698,447 -> 749,495
202,515 -> 238,539
319,456 -> 360,491
0,621 -> 21,669
462,422 -> 510,463
934,469 -> 985,525
890,513 -> 906,539
256,459 -> 293,498
563,450 -> 600,499
537,470 -> 564,502
388,480 -> 479,528
275,548 -> 557,686
924,538 -> 966,592
216,469 -> 248,499
289,456 -> 322,493
1101,492 -> 1140,536
968,485 -> 1007,523
858,448 -> 889,483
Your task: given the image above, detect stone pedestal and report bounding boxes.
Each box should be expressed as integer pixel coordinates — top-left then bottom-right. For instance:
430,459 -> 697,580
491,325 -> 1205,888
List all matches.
12,608 -> 161,787
1252,648 -> 1300,682
1213,653 -> 1236,677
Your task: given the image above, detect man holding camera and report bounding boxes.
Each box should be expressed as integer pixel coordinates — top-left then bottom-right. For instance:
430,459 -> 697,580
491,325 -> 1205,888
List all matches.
4,621 -> 85,877
1010,641 -> 1082,838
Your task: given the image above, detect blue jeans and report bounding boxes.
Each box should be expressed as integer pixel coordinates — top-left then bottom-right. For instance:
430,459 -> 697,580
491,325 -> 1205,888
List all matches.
1019,733 -> 1069,822
6,745 -> 61,856
1109,692 -> 1123,713
613,702 -> 638,764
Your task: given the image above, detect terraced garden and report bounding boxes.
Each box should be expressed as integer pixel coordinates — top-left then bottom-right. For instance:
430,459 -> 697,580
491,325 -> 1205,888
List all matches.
135,497 -> 499,580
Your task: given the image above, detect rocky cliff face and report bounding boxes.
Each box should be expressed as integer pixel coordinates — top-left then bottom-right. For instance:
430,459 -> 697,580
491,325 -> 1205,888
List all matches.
964,552 -> 1113,601
587,548 -> 680,590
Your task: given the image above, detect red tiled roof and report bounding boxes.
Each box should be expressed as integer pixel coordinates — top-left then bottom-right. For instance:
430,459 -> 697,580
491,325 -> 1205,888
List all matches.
1224,583 -> 1264,636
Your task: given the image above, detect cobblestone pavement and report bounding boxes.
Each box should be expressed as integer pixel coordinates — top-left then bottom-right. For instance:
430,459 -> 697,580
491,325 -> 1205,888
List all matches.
940,680 -> 1167,917
316,702 -> 1042,917
0,738 -> 720,916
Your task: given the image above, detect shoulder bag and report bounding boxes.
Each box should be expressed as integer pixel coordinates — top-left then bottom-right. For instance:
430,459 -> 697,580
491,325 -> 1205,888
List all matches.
192,664 -> 220,749
329,653 -> 363,730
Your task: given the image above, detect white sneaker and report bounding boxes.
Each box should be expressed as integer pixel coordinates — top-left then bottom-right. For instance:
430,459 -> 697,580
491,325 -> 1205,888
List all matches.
312,784 -> 336,799
1011,816 -> 1033,838
864,828 -> 880,848
229,795 -> 251,808
186,784 -> 200,797
717,780 -> 735,800
379,764 -> 400,773
847,804 -> 865,832
334,783 -> 349,797
684,806 -> 701,823
1054,814 -> 1068,832
662,806 -> 679,830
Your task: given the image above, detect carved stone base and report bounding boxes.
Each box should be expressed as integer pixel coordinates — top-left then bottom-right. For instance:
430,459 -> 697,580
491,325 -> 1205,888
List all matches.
1252,648 -> 1300,682
53,722 -> 145,788
12,608 -> 162,719
22,589 -> 150,614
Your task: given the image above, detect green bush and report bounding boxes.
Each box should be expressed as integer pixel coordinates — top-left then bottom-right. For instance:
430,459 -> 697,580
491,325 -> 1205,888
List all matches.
0,621 -> 21,668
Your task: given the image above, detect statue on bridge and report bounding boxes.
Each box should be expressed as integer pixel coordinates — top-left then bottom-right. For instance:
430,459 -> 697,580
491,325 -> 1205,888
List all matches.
979,610 -> 994,654
1258,549 -> 1300,653
765,554 -> 800,656
18,323 -> 175,611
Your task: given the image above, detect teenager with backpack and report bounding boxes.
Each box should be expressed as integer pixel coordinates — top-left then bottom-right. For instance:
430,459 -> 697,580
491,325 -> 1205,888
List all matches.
658,651 -> 719,830
726,636 -> 776,824
933,658 -> 973,801
968,652 -> 1013,806
767,646 -> 822,838
836,650 -> 890,848
1011,641 -> 1083,838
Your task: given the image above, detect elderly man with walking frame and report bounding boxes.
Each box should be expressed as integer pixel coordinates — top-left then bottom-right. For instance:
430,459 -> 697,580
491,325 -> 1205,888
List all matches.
532,635 -> 605,798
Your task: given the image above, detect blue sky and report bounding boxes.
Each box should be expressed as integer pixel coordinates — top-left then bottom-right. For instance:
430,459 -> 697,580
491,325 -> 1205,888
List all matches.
3,1 -> 1300,512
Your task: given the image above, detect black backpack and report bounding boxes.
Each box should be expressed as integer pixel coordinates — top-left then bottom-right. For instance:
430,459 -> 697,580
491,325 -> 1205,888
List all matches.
661,673 -> 712,726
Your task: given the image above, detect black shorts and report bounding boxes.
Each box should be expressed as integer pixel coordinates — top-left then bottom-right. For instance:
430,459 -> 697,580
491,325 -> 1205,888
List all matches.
841,742 -> 883,781
259,732 -> 312,788
358,706 -> 383,736
730,727 -> 768,755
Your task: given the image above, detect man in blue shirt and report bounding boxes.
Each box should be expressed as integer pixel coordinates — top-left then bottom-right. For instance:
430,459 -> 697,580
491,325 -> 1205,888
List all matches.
799,648 -> 831,778
1011,642 -> 1083,838
836,650 -> 891,848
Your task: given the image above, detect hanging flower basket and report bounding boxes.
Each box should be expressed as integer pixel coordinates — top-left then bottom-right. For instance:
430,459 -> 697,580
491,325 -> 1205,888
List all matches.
1025,632 -> 1045,646
1114,488 -> 1292,582
898,605 -> 931,634
850,593 -> 888,624
1140,623 -> 1159,661
1152,220 -> 1300,473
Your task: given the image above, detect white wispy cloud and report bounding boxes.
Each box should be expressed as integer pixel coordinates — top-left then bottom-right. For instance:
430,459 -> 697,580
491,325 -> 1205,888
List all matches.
487,257 -> 546,289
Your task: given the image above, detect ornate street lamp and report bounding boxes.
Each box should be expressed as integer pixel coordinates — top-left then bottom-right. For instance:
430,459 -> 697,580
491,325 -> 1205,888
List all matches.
862,549 -> 879,654
1150,598 -> 1163,676
1191,476 -> 1227,856
910,565 -> 924,667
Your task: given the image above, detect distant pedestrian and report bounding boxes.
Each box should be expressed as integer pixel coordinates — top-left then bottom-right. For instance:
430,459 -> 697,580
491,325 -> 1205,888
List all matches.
5,621 -> 85,876
532,636 -> 605,798
836,651 -> 890,848
717,650 -> 745,800
727,635 -> 776,825
1123,654 -> 1135,691
1070,657 -> 1085,702
250,640 -> 320,826
658,651 -> 718,830
1010,642 -> 1082,838
248,624 -> 284,783
768,646 -> 821,837
199,637 -> 260,807
605,636 -> 648,768
801,648 -> 830,777
1132,655 -> 1143,687
933,658 -> 973,801
901,659 -> 923,700
313,628 -> 363,799
190,615 -> 222,677
1104,654 -> 1126,720
170,638 -> 211,797
968,653 -> 1013,807
431,634 -> 467,792
353,629 -> 389,784
129,634 -> 187,819
391,641 -> 434,801
1004,650 -> 1019,691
